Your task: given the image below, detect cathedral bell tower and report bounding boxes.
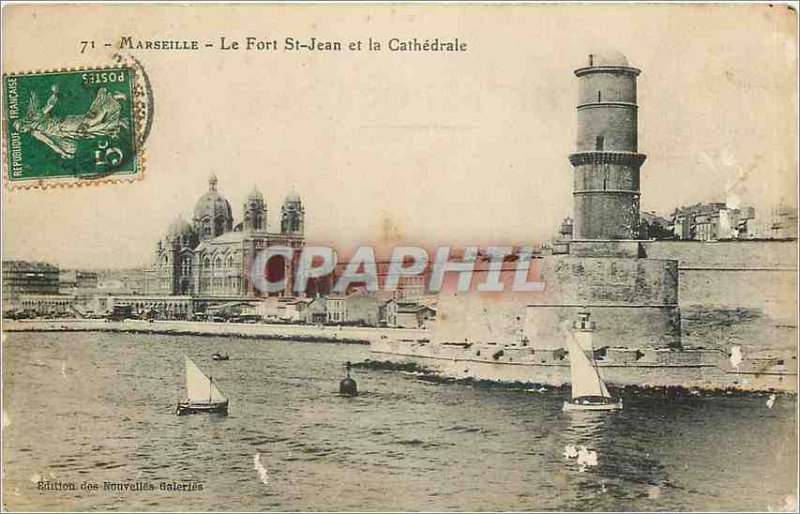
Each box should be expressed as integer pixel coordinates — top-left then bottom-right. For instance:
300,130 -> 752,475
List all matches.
243,186 -> 267,232
281,190 -> 304,235
568,51 -> 646,240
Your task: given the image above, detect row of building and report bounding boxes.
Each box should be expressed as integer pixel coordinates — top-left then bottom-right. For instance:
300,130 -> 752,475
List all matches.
554,201 -> 797,247
251,294 -> 435,328
2,175 -> 439,327
4,286 -> 437,329
1,261 -> 153,301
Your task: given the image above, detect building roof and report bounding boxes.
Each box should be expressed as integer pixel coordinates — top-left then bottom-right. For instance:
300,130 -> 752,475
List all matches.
2,260 -> 59,272
587,49 -> 628,67
247,185 -> 265,204
393,300 -> 437,314
193,174 -> 233,222
640,211 -> 671,226
166,216 -> 196,240
284,187 -> 301,204
207,231 -> 249,245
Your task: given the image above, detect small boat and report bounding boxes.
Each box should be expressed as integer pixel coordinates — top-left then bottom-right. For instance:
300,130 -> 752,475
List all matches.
177,356 -> 229,415
563,311 -> 622,412
211,352 -> 229,361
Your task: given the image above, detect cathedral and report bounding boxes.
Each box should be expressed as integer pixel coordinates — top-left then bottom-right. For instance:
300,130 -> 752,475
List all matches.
151,174 -> 305,298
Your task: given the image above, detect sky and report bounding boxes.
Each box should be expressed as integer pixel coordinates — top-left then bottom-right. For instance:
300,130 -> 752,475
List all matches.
2,3 -> 797,269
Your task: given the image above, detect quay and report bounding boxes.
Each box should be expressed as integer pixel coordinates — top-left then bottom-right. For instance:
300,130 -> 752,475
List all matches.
2,319 -> 427,345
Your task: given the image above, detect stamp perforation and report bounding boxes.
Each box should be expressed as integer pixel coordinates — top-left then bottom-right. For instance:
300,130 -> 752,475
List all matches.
3,60 -> 150,191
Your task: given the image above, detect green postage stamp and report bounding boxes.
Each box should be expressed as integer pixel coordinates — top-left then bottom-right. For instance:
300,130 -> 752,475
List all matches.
3,67 -> 144,188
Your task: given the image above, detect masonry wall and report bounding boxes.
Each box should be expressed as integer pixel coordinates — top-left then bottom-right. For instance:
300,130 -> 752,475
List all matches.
530,256 -> 678,305
641,240 -> 798,318
576,105 -> 638,151
574,189 -> 640,240
526,255 -> 681,349
641,240 -> 797,268
525,304 -> 681,350
636,239 -> 798,352
578,73 -> 636,104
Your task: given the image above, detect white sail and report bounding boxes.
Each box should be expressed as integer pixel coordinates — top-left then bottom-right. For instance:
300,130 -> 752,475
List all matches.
566,334 -> 610,399
185,356 -> 226,403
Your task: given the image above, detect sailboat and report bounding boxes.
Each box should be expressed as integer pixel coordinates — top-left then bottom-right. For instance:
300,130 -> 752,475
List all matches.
176,356 -> 229,415
563,311 -> 622,412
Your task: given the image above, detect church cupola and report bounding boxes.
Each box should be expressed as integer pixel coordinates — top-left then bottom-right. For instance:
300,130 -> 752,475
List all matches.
193,173 -> 234,240
166,216 -> 198,249
281,189 -> 304,235
243,185 -> 267,232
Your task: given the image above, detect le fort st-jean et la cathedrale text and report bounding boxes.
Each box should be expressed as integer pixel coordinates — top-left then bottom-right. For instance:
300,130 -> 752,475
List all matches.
116,36 -> 468,52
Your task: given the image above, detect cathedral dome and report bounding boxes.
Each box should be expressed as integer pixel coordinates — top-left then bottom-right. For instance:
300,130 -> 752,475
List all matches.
193,174 -> 233,236
587,50 -> 628,67
247,186 -> 265,204
284,188 -> 301,204
165,216 -> 198,248
166,216 -> 194,239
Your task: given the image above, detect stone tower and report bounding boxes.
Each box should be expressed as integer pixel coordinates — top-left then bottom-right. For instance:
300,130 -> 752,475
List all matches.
243,186 -> 267,232
281,190 -> 304,235
523,51 -> 682,351
569,51 -> 646,241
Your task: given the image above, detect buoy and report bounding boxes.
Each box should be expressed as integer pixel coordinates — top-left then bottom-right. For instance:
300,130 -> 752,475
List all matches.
339,361 -> 358,396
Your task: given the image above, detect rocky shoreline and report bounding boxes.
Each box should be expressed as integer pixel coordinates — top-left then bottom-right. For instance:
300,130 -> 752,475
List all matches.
356,359 -> 797,397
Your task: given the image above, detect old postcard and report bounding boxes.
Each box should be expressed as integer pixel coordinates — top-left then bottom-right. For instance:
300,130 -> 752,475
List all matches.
1,2 -> 797,512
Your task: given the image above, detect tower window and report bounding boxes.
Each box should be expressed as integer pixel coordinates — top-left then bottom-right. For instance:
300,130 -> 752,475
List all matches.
596,135 -> 604,151
597,91 -> 602,102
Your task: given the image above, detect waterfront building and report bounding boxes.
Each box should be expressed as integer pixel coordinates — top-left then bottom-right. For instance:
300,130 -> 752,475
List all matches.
770,203 -> 798,239
303,297 -> 328,324
639,211 -> 673,240
95,268 -> 149,294
345,292 -> 383,326
109,295 -> 194,319
384,299 -> 437,328
326,296 -> 347,324
282,299 -> 311,322
59,270 -> 99,291
671,202 -> 755,241
150,174 -> 305,298
16,294 -> 76,316
2,261 -> 60,302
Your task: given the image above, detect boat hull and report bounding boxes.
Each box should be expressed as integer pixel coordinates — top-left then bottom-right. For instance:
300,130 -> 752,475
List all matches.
176,400 -> 229,416
563,399 -> 622,412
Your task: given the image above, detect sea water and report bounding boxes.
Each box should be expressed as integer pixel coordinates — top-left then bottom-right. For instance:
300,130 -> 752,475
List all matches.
2,332 -> 796,511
